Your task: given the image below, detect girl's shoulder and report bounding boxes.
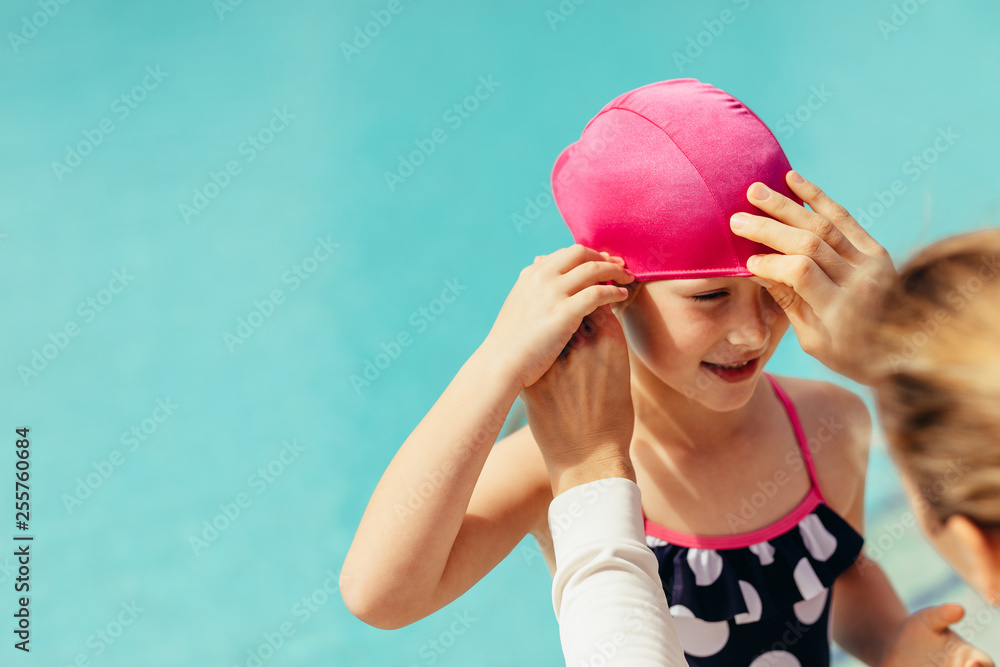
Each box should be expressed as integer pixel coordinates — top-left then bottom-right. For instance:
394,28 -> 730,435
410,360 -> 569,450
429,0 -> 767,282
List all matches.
767,374 -> 872,524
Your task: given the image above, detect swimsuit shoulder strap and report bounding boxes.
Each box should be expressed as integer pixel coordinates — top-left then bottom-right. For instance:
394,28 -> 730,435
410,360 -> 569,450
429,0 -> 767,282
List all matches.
764,372 -> 826,503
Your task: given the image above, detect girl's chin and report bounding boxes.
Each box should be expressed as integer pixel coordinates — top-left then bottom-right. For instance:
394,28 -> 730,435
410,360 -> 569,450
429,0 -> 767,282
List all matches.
681,365 -> 763,410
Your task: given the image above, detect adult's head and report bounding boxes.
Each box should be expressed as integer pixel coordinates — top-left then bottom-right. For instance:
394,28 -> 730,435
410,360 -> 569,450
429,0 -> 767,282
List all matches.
868,228 -> 1000,603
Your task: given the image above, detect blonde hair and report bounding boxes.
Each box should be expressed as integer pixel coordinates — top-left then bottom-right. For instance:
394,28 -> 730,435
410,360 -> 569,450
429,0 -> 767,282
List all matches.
867,228 -> 1000,530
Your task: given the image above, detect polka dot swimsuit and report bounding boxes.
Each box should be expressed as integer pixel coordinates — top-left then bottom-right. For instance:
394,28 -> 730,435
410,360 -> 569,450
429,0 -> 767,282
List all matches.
642,373 -> 864,666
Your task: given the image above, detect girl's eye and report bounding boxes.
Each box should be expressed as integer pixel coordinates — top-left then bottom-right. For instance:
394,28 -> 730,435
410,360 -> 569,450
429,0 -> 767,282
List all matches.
692,291 -> 728,301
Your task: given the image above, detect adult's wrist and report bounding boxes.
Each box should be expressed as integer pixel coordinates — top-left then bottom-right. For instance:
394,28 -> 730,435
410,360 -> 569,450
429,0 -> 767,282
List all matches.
548,453 -> 636,498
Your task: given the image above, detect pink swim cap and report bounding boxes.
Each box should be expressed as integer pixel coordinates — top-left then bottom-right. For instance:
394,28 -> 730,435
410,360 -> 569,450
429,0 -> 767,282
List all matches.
551,78 -> 801,281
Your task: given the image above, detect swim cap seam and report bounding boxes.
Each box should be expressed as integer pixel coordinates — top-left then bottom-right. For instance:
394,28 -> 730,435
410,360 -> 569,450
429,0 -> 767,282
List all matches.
597,105 -> 741,268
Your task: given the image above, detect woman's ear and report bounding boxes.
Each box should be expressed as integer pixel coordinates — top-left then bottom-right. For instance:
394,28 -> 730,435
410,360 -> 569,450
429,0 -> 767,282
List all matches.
942,514 -> 1000,605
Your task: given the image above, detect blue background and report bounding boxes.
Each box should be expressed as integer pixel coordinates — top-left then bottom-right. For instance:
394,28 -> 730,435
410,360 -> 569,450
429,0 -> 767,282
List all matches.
2,0 -> 999,665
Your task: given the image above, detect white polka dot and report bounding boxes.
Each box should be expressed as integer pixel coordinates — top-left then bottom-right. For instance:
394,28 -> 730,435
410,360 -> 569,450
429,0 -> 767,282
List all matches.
749,650 -> 802,667
799,514 -> 837,562
670,605 -> 730,658
749,540 -> 776,566
793,587 -> 828,625
734,580 -> 763,625
793,557 -> 825,600
687,548 -> 723,586
646,535 -> 669,548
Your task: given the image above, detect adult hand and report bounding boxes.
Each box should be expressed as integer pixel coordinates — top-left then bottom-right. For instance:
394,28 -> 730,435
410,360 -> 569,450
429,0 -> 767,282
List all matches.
519,303 -> 636,497
729,171 -> 897,385
881,604 -> 993,667
484,245 -> 634,393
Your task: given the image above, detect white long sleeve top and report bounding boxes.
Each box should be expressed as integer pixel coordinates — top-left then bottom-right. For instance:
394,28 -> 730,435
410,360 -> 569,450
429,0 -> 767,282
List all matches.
549,477 -> 687,666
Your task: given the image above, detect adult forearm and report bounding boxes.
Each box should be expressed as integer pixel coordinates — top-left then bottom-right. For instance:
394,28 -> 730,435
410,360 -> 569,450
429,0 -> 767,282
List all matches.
340,339 -> 521,625
550,478 -> 687,666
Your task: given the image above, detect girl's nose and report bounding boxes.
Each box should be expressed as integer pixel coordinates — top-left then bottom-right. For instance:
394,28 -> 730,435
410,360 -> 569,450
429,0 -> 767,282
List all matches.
726,297 -> 772,350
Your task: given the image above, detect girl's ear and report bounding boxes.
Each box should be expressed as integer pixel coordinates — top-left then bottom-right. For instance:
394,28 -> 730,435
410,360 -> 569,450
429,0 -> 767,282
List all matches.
942,514 -> 1000,605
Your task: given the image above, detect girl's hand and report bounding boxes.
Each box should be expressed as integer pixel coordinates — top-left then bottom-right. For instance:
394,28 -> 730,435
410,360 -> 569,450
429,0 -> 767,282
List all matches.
484,244 -> 634,392
519,303 -> 635,496
729,171 -> 897,385
881,604 -> 993,667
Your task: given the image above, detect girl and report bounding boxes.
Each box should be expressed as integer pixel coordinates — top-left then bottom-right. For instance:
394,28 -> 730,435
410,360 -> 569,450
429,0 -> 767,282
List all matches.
340,80 -> 978,664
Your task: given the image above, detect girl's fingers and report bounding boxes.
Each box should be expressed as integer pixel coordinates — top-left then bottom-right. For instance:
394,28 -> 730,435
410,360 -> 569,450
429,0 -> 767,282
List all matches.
541,243 -> 607,275
731,212 -> 854,285
785,171 -> 889,259
746,253 -> 841,318
566,283 -> 630,319
745,182 -> 868,266
560,259 -> 634,295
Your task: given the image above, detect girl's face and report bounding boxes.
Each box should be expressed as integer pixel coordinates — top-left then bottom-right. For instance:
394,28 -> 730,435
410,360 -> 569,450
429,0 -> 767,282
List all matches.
621,276 -> 789,412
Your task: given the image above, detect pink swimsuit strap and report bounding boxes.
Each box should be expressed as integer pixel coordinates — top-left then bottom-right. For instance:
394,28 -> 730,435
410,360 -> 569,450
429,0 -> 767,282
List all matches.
642,372 -> 826,550
764,372 -> 825,502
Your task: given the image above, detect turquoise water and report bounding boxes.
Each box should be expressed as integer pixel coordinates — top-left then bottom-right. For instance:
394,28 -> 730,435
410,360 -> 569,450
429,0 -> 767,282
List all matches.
2,0 -> 999,665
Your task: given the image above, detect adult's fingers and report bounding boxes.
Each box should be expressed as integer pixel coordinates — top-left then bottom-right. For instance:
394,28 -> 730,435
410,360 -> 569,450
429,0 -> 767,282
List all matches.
731,212 -> 854,285
784,171 -> 891,261
747,253 -> 841,319
745,181 -> 868,266
561,304 -> 623,357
